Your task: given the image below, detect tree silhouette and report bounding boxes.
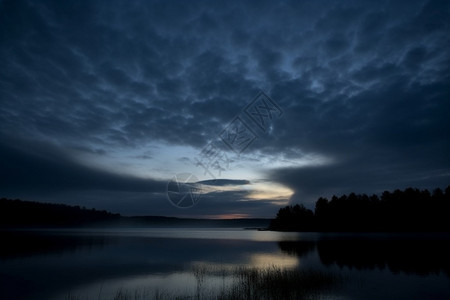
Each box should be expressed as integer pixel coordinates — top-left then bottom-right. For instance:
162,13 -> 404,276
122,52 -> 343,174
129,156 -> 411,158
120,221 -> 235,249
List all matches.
269,204 -> 314,231
0,198 -> 120,228
270,186 -> 450,232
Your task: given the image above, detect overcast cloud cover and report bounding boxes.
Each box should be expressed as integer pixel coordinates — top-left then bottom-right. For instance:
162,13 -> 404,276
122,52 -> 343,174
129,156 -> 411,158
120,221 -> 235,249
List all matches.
1,0 -> 449,217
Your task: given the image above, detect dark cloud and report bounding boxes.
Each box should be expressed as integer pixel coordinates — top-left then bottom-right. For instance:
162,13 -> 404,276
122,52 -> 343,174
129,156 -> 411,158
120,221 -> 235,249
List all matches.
0,0 -> 449,216
0,134 -> 166,194
198,179 -> 250,186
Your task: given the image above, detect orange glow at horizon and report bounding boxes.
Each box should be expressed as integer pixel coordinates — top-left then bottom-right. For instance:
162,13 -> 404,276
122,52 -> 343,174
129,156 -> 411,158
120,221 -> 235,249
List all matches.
203,213 -> 251,219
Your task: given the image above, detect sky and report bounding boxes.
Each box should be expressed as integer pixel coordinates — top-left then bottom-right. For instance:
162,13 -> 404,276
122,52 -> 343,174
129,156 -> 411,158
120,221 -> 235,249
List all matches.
0,0 -> 449,218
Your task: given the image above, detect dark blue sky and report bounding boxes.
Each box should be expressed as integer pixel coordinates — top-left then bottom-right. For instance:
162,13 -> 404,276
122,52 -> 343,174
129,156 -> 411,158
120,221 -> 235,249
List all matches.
1,0 -> 449,217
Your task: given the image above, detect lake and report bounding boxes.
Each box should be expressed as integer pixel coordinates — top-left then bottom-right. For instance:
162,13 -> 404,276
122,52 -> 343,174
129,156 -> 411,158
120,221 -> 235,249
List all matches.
1,228 -> 450,299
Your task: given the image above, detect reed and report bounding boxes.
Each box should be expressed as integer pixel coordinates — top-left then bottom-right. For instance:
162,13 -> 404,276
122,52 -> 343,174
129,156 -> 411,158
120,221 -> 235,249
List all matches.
66,265 -> 341,300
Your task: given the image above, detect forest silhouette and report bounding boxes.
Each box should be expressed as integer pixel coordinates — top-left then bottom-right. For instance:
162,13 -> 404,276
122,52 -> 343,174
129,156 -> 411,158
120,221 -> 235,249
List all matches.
0,198 -> 120,228
270,186 -> 450,232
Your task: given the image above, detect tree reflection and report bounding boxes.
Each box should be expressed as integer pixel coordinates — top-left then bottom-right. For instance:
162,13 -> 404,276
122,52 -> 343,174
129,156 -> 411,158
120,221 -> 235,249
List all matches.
0,231 -> 113,259
317,238 -> 450,276
278,241 -> 316,257
278,236 -> 450,277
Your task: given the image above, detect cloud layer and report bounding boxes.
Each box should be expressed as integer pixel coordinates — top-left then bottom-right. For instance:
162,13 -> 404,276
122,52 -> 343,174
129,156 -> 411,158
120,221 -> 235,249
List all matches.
1,0 -> 449,215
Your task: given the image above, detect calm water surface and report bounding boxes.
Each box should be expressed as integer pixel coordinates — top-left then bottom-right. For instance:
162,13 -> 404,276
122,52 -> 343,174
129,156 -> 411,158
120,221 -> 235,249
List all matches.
1,228 -> 449,299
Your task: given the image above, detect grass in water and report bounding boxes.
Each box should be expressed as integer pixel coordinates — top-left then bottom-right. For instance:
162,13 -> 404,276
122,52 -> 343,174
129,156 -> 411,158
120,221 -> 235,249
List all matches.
66,265 -> 342,300
217,266 -> 340,300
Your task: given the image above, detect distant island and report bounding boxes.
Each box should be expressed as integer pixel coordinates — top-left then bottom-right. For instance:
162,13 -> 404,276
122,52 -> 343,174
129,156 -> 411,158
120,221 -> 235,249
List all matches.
0,198 -> 270,229
270,186 -> 450,232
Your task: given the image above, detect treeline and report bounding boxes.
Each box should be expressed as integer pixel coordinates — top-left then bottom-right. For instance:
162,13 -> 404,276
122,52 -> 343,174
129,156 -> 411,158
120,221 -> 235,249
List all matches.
270,186 -> 450,232
0,198 -> 120,228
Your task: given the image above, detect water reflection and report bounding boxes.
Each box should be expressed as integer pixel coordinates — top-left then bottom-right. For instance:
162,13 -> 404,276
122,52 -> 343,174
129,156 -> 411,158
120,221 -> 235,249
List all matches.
278,234 -> 450,277
0,230 -> 114,259
1,229 -> 290,300
1,229 -> 450,300
278,241 -> 316,257
249,253 -> 299,269
317,238 -> 450,276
